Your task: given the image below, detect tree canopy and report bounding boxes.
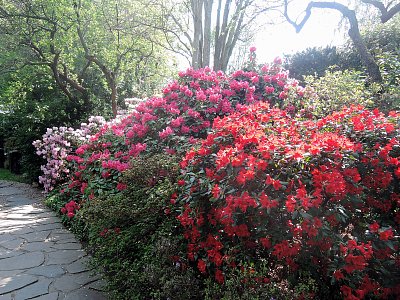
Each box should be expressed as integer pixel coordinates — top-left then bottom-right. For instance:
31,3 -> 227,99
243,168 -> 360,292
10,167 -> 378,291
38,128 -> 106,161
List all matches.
0,0 -> 173,117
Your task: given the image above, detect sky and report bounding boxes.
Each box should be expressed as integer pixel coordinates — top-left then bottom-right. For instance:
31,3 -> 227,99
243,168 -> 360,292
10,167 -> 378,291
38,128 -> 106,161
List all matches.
255,4 -> 346,63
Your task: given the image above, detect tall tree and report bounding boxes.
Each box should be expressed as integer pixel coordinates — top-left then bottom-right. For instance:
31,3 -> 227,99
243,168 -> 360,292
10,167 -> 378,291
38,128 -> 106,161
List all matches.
152,0 -> 278,71
283,0 -> 400,83
0,0 -> 172,117
0,0 -> 90,119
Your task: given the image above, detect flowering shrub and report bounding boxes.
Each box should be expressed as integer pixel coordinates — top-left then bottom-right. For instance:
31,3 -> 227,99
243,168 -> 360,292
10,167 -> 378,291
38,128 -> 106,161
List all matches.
32,116 -> 106,192
50,58 -> 305,220
176,102 -> 400,299
82,154 -> 204,299
38,51 -> 400,297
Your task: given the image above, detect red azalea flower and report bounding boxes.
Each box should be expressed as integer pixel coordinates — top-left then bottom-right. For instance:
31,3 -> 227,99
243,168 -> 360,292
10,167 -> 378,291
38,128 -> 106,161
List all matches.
212,184 -> 220,198
369,222 -> 380,233
197,259 -> 207,273
116,182 -> 127,191
259,237 -> 271,248
395,167 -> 400,178
215,269 -> 224,284
286,195 -> 297,213
379,228 -> 393,241
333,270 -> 345,281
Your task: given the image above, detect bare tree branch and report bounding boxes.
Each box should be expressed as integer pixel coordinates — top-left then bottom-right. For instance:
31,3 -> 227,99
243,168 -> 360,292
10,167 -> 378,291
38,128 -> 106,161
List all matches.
283,0 -> 383,82
361,0 -> 400,22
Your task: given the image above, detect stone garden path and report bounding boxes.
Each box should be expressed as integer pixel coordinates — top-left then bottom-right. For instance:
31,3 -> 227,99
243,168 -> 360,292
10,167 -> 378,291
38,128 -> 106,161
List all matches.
0,180 -> 107,300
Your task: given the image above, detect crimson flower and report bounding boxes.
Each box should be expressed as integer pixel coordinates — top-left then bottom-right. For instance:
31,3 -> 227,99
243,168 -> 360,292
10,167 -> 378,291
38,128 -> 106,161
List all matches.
369,222 -> 380,233
379,228 -> 393,241
197,259 -> 207,273
215,269 -> 224,284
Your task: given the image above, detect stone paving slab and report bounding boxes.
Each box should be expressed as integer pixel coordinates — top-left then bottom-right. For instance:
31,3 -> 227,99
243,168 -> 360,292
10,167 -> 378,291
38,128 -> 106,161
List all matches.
0,274 -> 38,295
0,252 -> 45,271
0,181 -> 107,299
0,187 -> 23,196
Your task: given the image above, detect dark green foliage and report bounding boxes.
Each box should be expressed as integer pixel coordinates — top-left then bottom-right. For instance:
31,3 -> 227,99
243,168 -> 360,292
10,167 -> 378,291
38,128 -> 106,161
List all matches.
284,46 -> 342,82
82,154 -> 203,299
0,67 -> 87,182
204,266 -> 319,300
0,168 -> 29,183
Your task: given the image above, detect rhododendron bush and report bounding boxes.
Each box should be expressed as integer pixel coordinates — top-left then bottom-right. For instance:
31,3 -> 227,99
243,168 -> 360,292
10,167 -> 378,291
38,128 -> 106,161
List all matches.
47,58 -> 303,219
36,53 -> 400,298
176,102 -> 400,299
32,116 -> 105,192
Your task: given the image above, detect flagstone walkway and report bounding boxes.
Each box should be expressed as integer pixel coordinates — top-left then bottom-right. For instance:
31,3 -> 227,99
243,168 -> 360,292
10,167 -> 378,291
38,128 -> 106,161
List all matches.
0,180 -> 107,300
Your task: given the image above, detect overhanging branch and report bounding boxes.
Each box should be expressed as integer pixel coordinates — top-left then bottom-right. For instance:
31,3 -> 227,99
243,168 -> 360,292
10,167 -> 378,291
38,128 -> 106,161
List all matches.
283,0 -> 383,82
361,0 -> 400,23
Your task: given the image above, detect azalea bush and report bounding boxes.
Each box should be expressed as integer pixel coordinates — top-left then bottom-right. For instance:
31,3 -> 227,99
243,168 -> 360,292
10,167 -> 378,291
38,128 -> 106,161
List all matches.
32,116 -> 106,192
176,102 -> 400,299
36,50 -> 400,299
50,57 -> 304,221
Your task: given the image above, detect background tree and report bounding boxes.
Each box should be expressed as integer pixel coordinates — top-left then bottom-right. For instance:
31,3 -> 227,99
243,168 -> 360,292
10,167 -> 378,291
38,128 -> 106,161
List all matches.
74,0 -> 172,116
0,0 -> 173,117
152,0 -> 279,71
284,14 -> 400,112
283,0 -> 400,83
284,46 -> 341,81
285,14 -> 400,82
0,65 -> 75,180
0,0 -> 174,180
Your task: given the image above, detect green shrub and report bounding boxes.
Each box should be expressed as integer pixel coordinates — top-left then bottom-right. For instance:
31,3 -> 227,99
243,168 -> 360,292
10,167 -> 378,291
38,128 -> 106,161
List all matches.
302,69 -> 379,116
204,262 -> 318,300
377,51 -> 400,112
82,154 -> 203,299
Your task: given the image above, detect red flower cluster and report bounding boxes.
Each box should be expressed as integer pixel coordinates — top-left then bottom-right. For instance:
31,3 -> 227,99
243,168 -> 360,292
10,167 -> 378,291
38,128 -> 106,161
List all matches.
177,103 -> 400,298
60,200 -> 80,218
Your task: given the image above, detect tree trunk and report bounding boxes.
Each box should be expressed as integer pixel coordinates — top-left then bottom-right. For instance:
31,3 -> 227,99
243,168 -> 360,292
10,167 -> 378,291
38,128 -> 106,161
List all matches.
214,0 -> 232,71
203,0 -> 213,67
191,0 -> 203,69
111,82 -> 118,117
346,15 -> 382,83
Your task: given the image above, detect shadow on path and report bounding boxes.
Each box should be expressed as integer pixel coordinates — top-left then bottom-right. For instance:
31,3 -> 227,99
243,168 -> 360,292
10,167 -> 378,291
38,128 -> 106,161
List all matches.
0,181 -> 107,300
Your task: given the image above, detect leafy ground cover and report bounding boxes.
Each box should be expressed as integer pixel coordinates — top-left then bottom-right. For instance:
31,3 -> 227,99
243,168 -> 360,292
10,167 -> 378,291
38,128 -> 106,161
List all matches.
35,52 -> 399,299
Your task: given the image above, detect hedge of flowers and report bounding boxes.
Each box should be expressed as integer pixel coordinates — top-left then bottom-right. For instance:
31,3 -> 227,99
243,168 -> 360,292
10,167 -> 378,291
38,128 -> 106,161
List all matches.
35,52 -> 399,299
176,102 -> 400,298
41,57 -> 302,218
